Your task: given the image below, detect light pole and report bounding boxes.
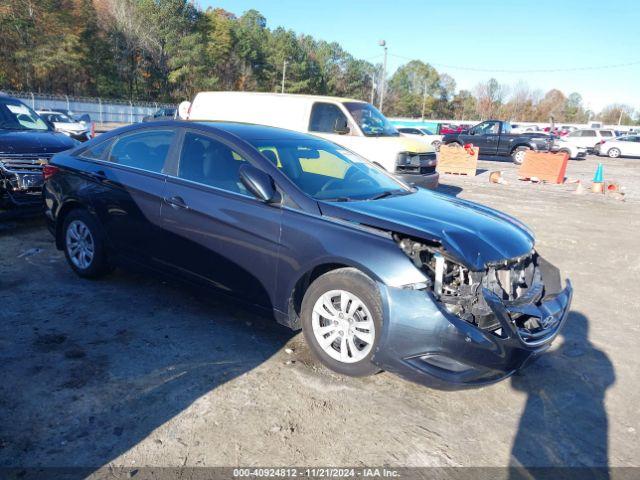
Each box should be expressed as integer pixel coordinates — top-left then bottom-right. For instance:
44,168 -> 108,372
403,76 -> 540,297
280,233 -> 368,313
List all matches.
378,40 -> 387,112
370,73 -> 376,105
421,82 -> 427,121
281,60 -> 288,94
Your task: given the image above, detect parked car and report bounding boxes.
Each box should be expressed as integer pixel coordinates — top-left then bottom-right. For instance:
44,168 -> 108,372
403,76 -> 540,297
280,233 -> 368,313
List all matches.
561,128 -> 617,151
442,120 -> 553,164
184,92 -> 439,189
143,107 -> 177,122
0,93 -> 77,210
511,124 -> 541,134
37,110 -> 91,141
44,121 -> 572,389
552,139 -> 588,160
396,126 -> 443,151
594,135 -> 640,158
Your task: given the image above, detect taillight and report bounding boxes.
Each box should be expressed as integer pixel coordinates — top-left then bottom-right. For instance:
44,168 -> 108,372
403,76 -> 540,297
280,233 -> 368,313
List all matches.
43,164 -> 60,180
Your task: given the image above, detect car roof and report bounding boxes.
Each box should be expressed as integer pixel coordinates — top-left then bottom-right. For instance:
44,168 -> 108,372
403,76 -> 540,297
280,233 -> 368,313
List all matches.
193,121 -> 322,141
194,91 -> 365,104
107,120 -> 324,144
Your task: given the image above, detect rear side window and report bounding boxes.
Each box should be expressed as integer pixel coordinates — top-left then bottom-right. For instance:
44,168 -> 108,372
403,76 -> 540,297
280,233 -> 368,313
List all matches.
309,103 -> 348,133
108,129 -> 175,173
600,131 -> 613,137
177,131 -> 249,196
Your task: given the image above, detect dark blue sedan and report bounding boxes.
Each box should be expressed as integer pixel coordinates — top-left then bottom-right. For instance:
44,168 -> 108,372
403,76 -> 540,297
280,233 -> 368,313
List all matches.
43,121 -> 572,388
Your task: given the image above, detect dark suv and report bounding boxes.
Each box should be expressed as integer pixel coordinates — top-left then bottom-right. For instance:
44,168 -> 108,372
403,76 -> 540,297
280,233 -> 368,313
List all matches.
0,94 -> 76,210
44,121 -> 572,389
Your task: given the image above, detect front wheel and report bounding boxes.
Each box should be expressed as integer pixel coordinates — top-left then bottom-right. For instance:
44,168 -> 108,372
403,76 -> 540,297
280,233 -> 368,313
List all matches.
511,146 -> 530,165
607,148 -> 621,158
300,268 -> 382,377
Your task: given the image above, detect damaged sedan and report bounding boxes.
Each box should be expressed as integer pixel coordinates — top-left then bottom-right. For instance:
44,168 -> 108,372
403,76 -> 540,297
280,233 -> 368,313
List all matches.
43,121 -> 572,388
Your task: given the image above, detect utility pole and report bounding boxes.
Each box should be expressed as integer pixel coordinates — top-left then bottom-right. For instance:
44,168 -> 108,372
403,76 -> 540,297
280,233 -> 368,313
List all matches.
618,109 -> 623,125
281,60 -> 288,94
378,40 -> 387,113
370,74 -> 376,105
421,82 -> 427,121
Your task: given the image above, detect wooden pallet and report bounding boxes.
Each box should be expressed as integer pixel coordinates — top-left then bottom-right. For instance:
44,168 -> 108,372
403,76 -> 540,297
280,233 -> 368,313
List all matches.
438,166 -> 476,176
437,144 -> 478,176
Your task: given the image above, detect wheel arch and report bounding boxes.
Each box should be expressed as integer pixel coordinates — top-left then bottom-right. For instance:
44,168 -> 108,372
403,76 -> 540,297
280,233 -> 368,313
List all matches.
281,260 -> 384,330
55,200 -> 90,250
510,143 -> 532,154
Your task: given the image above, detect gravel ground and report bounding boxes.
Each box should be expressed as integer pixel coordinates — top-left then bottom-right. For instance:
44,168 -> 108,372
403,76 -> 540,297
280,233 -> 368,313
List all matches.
1,154 -> 638,474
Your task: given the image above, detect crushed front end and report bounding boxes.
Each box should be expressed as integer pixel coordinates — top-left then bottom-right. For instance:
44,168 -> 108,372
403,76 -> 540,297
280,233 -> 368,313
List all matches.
0,153 -> 51,208
372,236 -> 572,389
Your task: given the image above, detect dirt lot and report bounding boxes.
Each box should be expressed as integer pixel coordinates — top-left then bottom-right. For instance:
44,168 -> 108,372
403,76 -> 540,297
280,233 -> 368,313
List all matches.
1,154 -> 639,474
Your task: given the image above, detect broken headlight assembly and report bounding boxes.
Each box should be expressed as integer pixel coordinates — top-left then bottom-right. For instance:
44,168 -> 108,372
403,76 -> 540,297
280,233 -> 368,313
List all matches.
395,235 -> 538,333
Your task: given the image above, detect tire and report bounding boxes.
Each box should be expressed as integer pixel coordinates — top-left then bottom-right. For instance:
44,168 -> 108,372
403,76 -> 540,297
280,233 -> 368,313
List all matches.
607,148 -> 621,158
511,146 -> 530,165
300,268 -> 383,377
62,209 -> 111,278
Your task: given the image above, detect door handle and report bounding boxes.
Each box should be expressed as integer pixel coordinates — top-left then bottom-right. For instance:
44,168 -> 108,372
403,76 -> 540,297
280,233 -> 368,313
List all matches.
164,195 -> 189,210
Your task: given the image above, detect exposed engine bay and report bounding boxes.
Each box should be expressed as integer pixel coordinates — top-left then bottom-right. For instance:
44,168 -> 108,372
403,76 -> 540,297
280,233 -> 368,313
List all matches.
395,235 -> 548,334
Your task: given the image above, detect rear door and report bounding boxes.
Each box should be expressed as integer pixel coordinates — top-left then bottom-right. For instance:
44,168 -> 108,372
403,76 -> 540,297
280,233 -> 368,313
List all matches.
87,127 -> 178,264
580,130 -> 598,149
159,128 -> 282,307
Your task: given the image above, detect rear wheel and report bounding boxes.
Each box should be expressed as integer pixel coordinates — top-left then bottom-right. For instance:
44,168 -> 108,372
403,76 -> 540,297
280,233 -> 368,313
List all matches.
511,146 -> 530,165
300,268 -> 382,377
63,209 -> 111,278
607,148 -> 621,158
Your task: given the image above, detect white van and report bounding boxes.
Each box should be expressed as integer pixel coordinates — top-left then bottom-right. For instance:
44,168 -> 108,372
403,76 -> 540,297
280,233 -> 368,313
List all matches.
183,92 -> 439,188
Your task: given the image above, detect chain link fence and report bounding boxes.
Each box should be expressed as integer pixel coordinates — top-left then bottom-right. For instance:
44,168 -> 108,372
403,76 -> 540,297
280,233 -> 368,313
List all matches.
5,90 -> 175,124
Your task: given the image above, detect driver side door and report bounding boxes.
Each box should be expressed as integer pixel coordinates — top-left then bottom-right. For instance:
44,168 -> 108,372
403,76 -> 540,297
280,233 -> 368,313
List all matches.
468,120 -> 500,155
159,128 -> 283,308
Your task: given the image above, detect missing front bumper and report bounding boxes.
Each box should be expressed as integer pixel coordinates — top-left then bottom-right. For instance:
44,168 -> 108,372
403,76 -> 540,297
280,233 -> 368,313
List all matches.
372,260 -> 573,389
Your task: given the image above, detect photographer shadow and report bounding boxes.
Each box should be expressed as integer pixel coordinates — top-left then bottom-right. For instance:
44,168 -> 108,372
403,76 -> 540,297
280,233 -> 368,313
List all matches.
510,312 -> 615,479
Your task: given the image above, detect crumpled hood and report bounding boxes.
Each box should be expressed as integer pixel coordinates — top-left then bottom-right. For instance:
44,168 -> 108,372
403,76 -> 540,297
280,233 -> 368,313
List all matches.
0,130 -> 76,154
319,189 -> 534,270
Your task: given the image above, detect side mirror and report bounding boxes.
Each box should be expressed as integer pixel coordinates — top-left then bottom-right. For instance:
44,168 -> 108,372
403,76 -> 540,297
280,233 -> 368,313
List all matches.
239,164 -> 277,203
333,118 -> 350,135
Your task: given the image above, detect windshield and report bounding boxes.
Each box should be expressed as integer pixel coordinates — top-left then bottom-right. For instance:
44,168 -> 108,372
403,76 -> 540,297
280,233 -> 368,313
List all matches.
41,112 -> 74,124
249,137 -> 411,201
343,102 -> 399,137
0,99 -> 49,131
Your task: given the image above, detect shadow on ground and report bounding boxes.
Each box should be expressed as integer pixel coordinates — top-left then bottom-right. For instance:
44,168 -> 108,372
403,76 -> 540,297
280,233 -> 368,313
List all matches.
510,311 -> 614,479
0,222 -> 295,475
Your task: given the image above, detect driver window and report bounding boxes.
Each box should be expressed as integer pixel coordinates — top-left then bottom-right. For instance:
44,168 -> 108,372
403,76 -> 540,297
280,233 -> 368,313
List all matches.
309,103 -> 348,134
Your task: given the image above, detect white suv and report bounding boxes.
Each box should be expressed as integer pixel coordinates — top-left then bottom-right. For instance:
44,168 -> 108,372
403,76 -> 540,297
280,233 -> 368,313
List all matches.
558,128 -> 617,152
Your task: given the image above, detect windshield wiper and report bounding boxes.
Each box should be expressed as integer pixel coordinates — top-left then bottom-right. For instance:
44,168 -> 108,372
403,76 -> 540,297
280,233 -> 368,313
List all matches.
324,197 -> 355,202
369,189 -> 410,200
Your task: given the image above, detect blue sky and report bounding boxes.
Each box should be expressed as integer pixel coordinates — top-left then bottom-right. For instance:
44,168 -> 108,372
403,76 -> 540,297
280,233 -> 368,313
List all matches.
201,0 -> 640,112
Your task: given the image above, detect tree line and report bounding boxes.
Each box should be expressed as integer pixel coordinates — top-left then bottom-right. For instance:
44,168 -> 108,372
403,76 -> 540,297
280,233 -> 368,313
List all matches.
1,0 -> 637,125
